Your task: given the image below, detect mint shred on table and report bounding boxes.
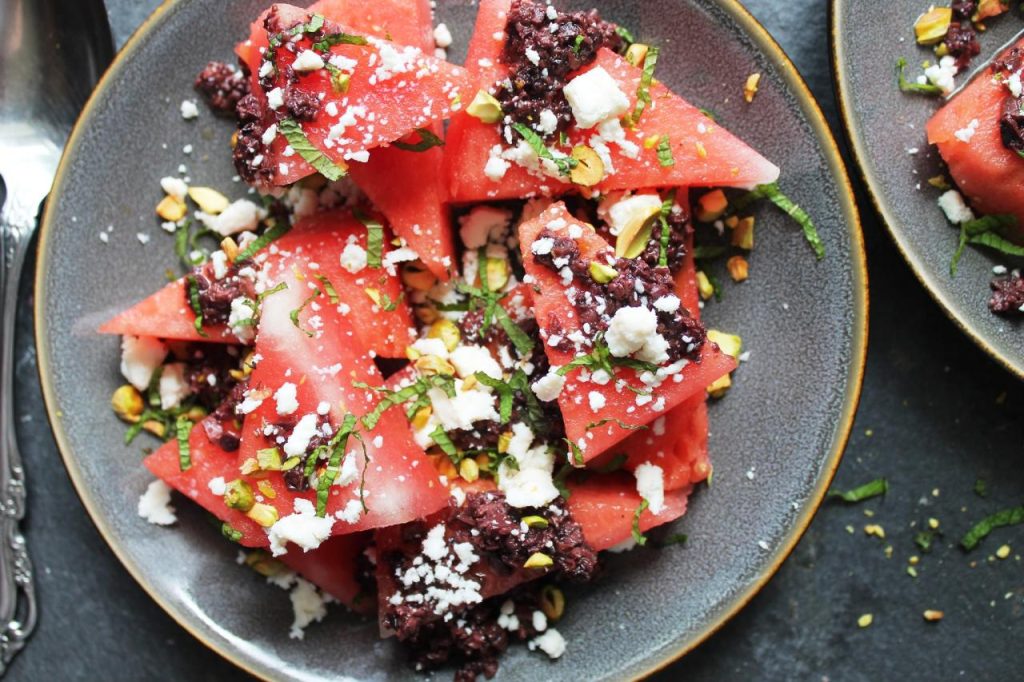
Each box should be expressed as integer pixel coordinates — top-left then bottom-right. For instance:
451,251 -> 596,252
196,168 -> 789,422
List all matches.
631,499 -> 650,546
734,182 -> 824,259
827,478 -> 888,503
511,123 -> 578,176
961,505 -> 1024,551
354,210 -> 384,267
895,57 -> 943,96
615,26 -> 635,45
175,415 -> 192,471
277,118 -> 346,181
653,533 -> 688,548
392,128 -> 444,153
950,214 -> 1019,276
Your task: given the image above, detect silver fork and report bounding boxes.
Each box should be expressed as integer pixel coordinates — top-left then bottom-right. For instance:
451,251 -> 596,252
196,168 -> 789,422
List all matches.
0,0 -> 112,670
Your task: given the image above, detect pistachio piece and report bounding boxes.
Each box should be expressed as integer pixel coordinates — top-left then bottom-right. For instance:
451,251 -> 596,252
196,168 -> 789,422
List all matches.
588,261 -> 619,284
188,187 -> 230,214
111,385 -> 144,423
696,189 -> 728,222
521,515 -> 549,529
458,458 -> 479,483
246,502 -> 279,528
707,330 -> 742,359
466,89 -> 503,124
914,7 -> 952,45
706,373 -> 732,399
141,420 -> 166,438
731,216 -> 755,250
540,585 -> 566,621
625,43 -> 649,67
743,73 -> 761,104
975,0 -> 1008,20
224,479 -> 255,512
256,447 -> 283,471
569,145 -> 604,187
696,271 -> 715,301
257,480 -> 277,500
414,354 -> 456,377
220,237 -> 240,262
523,552 -> 554,569
281,456 -> 302,471
156,195 -> 187,222
244,549 -> 286,577
484,256 -> 510,291
726,255 -> 749,282
240,458 -> 260,475
615,214 -> 656,259
497,431 -> 513,454
411,406 -> 433,431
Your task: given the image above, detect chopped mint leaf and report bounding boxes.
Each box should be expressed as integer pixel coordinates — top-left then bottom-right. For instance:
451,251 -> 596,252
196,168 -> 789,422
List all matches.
175,415 -> 192,471
221,522 -> 243,543
656,135 -> 675,168
277,118 -> 346,181
827,478 -> 888,503
430,425 -> 459,459
185,275 -> 208,338
392,128 -> 445,153
289,290 -> 321,337
895,57 -> 942,96
735,182 -> 824,259
315,413 -> 360,517
951,214 -> 1018,276
354,210 -> 384,268
511,123 -> 577,175
312,32 -> 368,52
626,46 -> 660,127
632,498 -> 650,546
961,505 -> 1024,551
235,219 -> 292,262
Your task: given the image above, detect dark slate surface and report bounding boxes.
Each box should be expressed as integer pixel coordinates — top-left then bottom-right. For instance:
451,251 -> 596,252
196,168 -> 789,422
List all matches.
8,0 -> 1022,680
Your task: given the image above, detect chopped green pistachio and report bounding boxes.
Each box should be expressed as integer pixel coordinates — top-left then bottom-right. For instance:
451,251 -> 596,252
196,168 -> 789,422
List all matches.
588,261 -> 619,284
246,503 -> 280,528
224,479 -> 255,512
521,515 -> 550,529
466,89 -> 503,124
523,552 -> 554,569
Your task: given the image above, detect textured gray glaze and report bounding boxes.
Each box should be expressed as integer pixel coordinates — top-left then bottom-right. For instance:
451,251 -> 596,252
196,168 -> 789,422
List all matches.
834,2 -> 1024,375
34,1 -> 863,680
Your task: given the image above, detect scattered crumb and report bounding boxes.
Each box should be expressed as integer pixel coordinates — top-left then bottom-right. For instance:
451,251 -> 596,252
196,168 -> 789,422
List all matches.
857,613 -> 873,628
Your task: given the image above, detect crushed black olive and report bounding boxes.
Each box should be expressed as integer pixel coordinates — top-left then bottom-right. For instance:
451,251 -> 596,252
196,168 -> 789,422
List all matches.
952,0 -> 977,21
233,93 -> 274,185
533,229 -> 706,364
194,61 -> 251,114
989,273 -> 1024,315
944,22 -> 980,70
497,0 -> 622,139
203,381 -> 248,452
188,259 -> 257,326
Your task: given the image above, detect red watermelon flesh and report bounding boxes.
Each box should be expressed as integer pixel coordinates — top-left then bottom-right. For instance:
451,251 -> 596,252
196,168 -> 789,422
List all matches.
446,3 -> 779,202
240,4 -> 472,187
279,531 -> 374,613
927,41 -> 1024,241
518,202 -> 734,461
98,278 -> 235,344
232,261 -> 448,536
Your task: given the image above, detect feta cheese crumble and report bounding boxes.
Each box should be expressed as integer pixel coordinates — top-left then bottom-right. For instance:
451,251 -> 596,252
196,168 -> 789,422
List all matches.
268,498 -> 336,556
937,189 -> 975,225
138,480 -> 176,526
634,462 -> 666,515
563,67 -> 630,129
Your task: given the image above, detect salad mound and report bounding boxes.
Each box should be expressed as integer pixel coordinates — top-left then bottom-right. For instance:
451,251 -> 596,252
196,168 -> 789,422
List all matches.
109,0 -> 813,678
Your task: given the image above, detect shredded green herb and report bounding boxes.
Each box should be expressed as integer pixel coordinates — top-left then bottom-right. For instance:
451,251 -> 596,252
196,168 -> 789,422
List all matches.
627,46 -> 660,127
288,13 -> 326,36
615,26 -> 635,45
257,281 -> 289,302
974,478 -> 988,498
311,32 -> 368,52
734,182 -> 824,259
632,499 -> 650,546
175,415 -> 192,471
511,123 -> 578,176
895,57 -> 943,96
827,478 -> 888,503
221,522 -> 244,543
585,418 -> 647,433
557,335 -> 659,379
653,533 -> 688,548
356,375 -> 456,430
565,439 -> 586,467
553,464 -> 573,500
658,190 -> 676,268
914,530 -> 936,553
354,210 -> 384,268
289,290 -> 321,337
277,118 -> 346,181
950,214 -> 1018,276
235,219 -> 292,263
656,135 -> 675,168
392,128 -> 445,153
313,275 -> 339,304
430,425 -> 459,459
185,275 -> 208,338
693,244 -> 728,260
572,35 -> 585,56
698,107 -> 719,122
452,279 -> 535,357
961,505 -> 1024,551
315,414 -> 360,517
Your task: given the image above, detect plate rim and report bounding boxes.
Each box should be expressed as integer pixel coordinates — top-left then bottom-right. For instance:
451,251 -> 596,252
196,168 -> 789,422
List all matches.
34,0 -> 868,678
829,0 -> 1024,380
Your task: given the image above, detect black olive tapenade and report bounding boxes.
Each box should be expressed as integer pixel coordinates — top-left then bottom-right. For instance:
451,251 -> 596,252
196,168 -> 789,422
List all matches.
989,273 -> 1024,315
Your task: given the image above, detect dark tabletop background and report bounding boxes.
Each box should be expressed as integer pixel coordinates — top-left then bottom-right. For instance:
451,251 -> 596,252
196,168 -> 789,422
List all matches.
7,0 -> 1024,680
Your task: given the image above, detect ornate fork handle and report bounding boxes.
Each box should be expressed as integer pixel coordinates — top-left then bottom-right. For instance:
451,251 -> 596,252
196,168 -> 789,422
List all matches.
0,196 -> 39,673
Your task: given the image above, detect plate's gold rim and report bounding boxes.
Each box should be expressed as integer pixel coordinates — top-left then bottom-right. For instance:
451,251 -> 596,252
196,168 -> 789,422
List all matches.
829,0 -> 1024,381
35,0 -> 867,679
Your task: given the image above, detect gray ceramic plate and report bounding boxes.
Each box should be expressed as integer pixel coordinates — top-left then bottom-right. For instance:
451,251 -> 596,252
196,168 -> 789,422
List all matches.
833,2 -> 1024,377
36,0 -> 865,679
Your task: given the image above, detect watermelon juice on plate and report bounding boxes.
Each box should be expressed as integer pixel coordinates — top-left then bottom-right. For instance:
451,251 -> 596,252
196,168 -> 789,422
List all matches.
101,0 -> 820,678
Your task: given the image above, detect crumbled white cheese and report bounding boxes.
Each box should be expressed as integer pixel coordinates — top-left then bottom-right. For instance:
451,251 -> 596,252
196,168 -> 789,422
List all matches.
1008,71 -> 1023,99
268,498 -> 336,556
158,362 -> 189,410
236,389 -> 266,415
531,237 -> 555,256
563,66 -> 630,129
634,462 -> 666,515
459,205 -> 512,249
228,296 -> 257,343
160,176 -> 188,202
953,118 -> 980,144
196,199 -> 267,236
274,382 -> 299,415
179,100 -> 199,120
266,87 -> 285,110
339,241 -> 368,274
433,23 -> 453,48
138,480 -> 176,526
537,108 -> 559,135
497,424 -> 559,508
937,189 -> 975,225
587,391 -> 606,412
484,153 -> 511,182
525,47 -> 541,66
335,498 -> 363,524
923,55 -> 958,95
605,306 -> 667,364
292,50 -> 325,73
283,414 -> 320,457
606,193 -> 663,236
207,477 -> 227,496
120,336 -> 167,391
531,367 -> 566,402
653,295 -> 681,313
449,345 -> 503,380
529,628 -> 566,659
288,577 -> 329,639
411,337 -> 450,359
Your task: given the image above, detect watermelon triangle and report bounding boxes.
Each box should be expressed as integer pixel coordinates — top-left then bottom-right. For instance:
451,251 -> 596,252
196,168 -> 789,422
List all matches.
98,278 -> 235,343
446,0 -> 779,202
518,202 -> 735,461
279,532 -> 375,613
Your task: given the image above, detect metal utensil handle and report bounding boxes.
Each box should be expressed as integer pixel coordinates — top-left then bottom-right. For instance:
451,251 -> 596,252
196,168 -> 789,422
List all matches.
0,198 -> 38,673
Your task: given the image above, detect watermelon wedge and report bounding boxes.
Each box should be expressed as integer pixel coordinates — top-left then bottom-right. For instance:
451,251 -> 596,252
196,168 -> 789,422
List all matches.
518,202 -> 735,461
566,474 -> 690,549
445,0 -> 779,202
279,532 -> 374,613
927,40 -> 1024,240
99,278 -> 235,343
236,4 -> 472,187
